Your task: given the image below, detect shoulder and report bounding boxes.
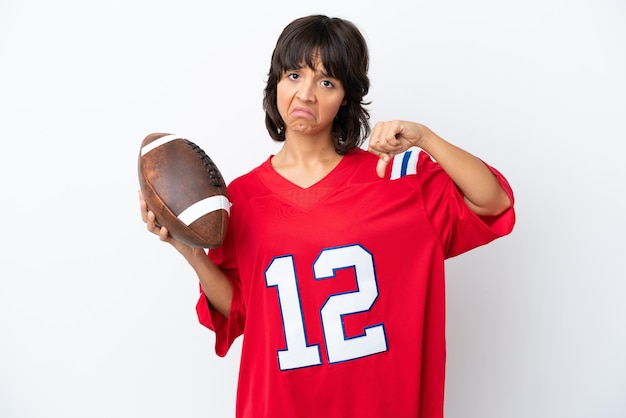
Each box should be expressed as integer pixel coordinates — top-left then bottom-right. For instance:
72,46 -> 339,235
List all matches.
345,147 -> 379,174
226,157 -> 273,199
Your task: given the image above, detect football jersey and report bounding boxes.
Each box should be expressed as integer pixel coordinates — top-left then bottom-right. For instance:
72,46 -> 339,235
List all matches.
196,147 -> 515,418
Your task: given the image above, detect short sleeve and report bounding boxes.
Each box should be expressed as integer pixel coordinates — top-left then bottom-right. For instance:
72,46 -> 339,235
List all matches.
394,149 -> 515,258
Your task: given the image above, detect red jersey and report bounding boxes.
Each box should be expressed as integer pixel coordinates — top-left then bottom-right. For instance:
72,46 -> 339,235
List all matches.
196,147 -> 515,418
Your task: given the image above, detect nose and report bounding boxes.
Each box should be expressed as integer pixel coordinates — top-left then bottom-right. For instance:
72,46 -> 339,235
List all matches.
296,79 -> 316,102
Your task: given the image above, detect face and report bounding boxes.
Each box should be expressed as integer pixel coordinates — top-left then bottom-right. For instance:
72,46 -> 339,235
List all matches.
276,59 -> 346,138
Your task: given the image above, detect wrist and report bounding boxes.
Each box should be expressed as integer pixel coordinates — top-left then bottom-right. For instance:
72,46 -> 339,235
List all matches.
186,247 -> 209,267
412,124 -> 436,150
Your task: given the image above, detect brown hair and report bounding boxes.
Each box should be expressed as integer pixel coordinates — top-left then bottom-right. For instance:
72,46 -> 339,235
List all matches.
262,15 -> 371,154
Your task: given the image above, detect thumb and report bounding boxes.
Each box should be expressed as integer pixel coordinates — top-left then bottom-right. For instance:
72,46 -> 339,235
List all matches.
376,153 -> 390,178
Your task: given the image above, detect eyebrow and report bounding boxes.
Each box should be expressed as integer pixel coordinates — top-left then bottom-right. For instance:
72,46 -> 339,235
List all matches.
320,69 -> 332,78
283,65 -> 334,79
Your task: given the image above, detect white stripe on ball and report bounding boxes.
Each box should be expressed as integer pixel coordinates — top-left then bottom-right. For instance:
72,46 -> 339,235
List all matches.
178,195 -> 231,226
141,134 -> 183,156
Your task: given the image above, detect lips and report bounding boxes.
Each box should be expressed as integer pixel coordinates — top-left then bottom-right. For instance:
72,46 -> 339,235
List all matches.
291,106 -> 315,119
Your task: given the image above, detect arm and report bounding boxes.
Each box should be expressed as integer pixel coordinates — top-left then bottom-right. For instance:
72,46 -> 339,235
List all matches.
139,191 -> 233,317
368,121 -> 512,217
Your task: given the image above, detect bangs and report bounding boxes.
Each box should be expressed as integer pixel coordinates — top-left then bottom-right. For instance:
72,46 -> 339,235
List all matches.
272,22 -> 348,79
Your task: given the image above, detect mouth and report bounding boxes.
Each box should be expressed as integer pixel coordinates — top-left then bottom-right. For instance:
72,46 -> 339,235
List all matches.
291,106 -> 315,119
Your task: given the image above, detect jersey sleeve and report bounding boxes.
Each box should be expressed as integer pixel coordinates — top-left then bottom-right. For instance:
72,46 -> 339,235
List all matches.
394,148 -> 515,258
195,221 -> 246,357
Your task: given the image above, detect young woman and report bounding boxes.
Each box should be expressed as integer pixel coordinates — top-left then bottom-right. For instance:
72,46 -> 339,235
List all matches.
140,14 -> 515,418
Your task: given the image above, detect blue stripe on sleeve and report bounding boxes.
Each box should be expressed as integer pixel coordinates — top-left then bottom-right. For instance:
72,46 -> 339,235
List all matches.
400,150 -> 413,177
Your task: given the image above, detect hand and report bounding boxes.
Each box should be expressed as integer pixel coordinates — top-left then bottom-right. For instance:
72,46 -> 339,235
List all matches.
368,120 -> 430,177
138,190 -> 203,260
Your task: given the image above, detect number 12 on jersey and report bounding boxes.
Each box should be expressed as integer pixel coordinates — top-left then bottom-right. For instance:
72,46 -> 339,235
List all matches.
265,244 -> 388,371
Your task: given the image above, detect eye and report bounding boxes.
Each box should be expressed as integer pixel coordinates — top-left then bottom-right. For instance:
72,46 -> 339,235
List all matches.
286,72 -> 300,81
321,80 -> 335,88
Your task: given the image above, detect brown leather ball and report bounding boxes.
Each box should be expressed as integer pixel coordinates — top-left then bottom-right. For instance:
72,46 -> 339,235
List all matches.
138,133 -> 230,248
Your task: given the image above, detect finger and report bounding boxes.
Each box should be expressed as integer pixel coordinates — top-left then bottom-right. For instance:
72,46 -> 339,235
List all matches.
146,210 -> 161,234
370,122 -> 406,153
376,153 -> 390,178
158,226 -> 171,242
368,137 -> 398,153
145,209 -> 154,229
138,190 -> 148,221
138,190 -> 159,227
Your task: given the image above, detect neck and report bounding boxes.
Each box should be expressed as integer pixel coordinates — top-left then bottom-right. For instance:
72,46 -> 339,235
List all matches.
276,130 -> 338,164
271,133 -> 343,188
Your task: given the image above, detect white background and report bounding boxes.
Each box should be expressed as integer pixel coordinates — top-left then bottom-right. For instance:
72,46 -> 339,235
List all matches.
1,0 -> 625,417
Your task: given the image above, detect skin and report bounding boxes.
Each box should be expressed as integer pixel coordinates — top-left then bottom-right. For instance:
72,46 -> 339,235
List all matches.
139,60 -> 512,318
270,61 -> 347,188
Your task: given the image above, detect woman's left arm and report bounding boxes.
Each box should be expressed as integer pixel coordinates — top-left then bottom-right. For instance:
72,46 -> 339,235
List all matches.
368,120 -> 512,217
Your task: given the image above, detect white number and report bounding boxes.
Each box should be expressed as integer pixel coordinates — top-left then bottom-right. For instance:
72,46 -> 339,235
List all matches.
265,245 -> 388,370
316,245 -> 388,363
265,256 -> 322,370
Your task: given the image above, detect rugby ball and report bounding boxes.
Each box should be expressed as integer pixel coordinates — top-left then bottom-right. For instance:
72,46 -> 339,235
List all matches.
138,133 -> 230,248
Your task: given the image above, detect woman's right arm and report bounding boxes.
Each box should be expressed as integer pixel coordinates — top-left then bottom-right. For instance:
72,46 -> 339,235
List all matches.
139,191 -> 233,317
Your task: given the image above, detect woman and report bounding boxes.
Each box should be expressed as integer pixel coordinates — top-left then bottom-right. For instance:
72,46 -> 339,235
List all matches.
140,14 -> 515,418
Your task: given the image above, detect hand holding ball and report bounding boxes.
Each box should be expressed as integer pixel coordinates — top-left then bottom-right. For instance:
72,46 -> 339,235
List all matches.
138,133 -> 230,248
